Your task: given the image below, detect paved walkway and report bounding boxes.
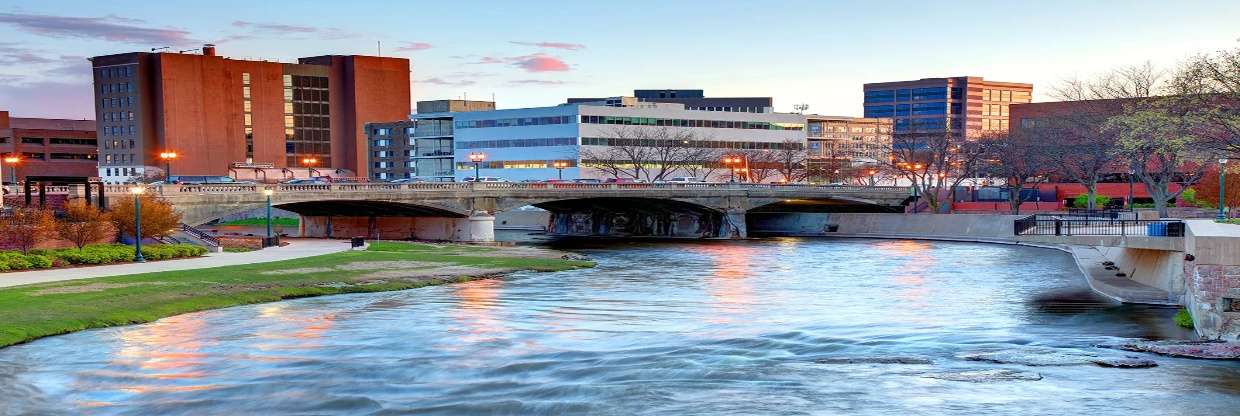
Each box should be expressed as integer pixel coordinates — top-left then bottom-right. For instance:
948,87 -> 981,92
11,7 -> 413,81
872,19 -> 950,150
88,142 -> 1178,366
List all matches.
1067,245 -> 1176,305
0,238 -> 354,288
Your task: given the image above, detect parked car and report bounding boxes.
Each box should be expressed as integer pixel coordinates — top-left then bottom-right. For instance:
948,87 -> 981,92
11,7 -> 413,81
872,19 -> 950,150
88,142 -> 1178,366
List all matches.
388,178 -> 425,183
282,178 -> 328,185
543,179 -> 573,183
664,176 -> 704,183
572,178 -> 602,184
604,177 -> 646,184
168,175 -> 239,185
463,176 -> 509,183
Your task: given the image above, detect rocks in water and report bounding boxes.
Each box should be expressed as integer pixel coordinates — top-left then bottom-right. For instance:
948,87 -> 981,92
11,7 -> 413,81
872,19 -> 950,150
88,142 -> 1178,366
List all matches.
561,254 -> 591,261
922,369 -> 1043,382
814,356 -> 933,365
1089,357 -> 1158,368
959,350 -> 1095,366
959,348 -> 1158,368
1109,341 -> 1240,360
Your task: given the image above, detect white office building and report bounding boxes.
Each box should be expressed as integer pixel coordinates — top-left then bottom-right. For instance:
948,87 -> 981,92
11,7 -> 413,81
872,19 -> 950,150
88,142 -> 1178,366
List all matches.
448,98 -> 806,182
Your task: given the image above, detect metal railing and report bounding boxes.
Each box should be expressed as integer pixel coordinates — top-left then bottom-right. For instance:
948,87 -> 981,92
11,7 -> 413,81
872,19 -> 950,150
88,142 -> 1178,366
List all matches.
101,182 -> 911,195
179,223 -> 221,247
1014,214 -> 1184,237
1065,208 -> 1136,220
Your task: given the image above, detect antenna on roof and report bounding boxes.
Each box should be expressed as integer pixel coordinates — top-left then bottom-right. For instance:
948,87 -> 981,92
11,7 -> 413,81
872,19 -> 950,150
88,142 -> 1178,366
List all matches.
793,103 -> 809,114
151,46 -> 171,52
377,40 -> 382,56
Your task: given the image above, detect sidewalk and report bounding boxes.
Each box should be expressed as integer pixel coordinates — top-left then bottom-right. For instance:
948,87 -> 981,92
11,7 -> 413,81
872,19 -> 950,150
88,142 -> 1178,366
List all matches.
0,238 -> 354,288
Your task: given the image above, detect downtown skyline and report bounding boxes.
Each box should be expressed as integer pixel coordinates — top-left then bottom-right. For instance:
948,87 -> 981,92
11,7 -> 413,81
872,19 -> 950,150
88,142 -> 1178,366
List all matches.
1,0 -> 1239,120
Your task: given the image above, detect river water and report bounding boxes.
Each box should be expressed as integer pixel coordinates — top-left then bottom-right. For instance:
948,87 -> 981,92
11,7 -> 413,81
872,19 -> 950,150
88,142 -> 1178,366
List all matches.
1,237 -> 1237,415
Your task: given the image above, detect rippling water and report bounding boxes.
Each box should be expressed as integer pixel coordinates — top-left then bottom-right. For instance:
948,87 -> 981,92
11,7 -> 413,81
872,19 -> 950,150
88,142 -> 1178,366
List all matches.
1,237 -> 1237,415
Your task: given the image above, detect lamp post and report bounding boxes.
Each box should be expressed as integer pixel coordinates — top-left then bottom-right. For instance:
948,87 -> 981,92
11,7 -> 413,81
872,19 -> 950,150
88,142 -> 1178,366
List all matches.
264,189 -> 274,246
130,186 -> 146,263
1127,168 -> 1135,209
723,156 -> 740,182
302,157 -> 319,178
468,152 -> 486,182
158,151 -> 177,182
911,163 -> 924,214
0,155 -> 18,211
1219,158 -> 1229,221
553,161 -> 568,180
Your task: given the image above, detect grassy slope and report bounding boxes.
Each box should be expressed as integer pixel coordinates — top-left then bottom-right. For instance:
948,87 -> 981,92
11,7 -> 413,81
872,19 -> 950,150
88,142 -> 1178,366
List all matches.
0,242 -> 592,348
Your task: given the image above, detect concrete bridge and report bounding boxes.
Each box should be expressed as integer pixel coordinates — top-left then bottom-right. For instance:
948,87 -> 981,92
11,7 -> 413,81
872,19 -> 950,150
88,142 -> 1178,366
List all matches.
97,182 -> 912,241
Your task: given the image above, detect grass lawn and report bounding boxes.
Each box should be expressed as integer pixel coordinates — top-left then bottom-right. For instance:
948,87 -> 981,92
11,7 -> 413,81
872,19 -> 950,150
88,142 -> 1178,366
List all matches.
0,241 -> 592,348
217,217 -> 300,227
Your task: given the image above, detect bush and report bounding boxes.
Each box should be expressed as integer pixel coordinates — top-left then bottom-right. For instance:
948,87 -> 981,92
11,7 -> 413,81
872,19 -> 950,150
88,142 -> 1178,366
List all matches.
1175,308 -> 1194,329
0,252 -> 54,271
1071,194 -> 1111,208
0,243 -> 207,271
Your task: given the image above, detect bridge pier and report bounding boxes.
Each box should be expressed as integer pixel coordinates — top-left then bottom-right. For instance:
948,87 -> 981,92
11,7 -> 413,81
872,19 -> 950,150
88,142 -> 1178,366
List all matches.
724,210 -> 748,239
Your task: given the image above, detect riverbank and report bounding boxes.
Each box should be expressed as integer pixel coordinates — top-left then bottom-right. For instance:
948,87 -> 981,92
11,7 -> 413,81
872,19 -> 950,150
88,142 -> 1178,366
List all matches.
0,241 -> 593,348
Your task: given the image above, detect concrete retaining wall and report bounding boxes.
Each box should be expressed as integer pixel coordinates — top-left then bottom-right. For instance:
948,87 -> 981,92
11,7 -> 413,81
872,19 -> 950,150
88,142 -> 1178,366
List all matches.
300,215 -> 494,242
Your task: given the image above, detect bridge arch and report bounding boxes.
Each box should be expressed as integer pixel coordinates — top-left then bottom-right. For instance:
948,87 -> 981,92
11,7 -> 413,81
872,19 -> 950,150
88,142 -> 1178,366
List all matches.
746,196 -> 901,214
510,196 -> 740,238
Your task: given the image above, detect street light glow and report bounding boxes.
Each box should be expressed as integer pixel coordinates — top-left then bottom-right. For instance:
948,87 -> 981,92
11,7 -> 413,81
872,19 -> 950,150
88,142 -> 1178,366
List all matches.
263,189 -> 274,196
159,151 -> 178,160
130,186 -> 145,195
468,152 -> 487,163
2,156 -> 19,164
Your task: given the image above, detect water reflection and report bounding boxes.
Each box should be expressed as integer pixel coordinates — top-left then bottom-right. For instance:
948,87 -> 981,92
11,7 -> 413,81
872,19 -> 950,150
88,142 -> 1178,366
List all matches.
0,238 -> 1236,415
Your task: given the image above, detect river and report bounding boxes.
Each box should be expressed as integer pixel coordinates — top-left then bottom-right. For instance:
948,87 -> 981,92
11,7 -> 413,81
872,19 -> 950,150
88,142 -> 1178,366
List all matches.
1,237 -> 1237,415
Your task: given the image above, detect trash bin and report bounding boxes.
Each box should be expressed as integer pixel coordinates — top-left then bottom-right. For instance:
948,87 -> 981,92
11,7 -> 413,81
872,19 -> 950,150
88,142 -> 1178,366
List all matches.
350,237 -> 365,248
1146,222 -> 1166,236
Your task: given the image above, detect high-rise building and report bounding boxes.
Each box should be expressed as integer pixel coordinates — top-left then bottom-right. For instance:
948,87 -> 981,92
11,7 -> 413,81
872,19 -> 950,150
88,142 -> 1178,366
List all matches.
862,76 -> 1031,140
0,110 -> 97,183
569,89 -> 774,113
804,115 -> 891,180
89,44 -> 410,182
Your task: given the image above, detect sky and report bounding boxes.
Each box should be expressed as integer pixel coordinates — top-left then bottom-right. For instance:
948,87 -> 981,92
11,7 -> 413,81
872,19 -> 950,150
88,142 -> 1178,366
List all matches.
1,0 -> 1238,120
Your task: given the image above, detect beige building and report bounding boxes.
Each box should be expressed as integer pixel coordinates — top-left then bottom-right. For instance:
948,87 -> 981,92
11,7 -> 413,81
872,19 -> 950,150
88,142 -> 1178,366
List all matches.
805,115 -> 892,179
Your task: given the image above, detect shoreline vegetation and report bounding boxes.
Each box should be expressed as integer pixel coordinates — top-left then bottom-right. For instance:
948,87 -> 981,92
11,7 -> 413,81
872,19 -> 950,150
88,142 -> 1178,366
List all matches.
0,241 -> 594,349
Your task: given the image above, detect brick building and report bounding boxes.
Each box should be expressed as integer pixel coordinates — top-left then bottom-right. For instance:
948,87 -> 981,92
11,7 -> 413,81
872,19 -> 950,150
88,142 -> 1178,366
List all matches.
804,115 -> 892,172
0,110 -> 97,183
89,44 -> 410,182
863,76 -> 1031,140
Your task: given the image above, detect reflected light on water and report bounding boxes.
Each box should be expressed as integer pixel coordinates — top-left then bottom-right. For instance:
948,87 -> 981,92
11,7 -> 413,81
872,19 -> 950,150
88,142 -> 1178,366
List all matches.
450,279 -> 509,344
94,314 -> 216,397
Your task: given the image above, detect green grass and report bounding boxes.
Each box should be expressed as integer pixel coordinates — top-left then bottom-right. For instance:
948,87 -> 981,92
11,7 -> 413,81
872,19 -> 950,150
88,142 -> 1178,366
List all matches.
0,241 -> 592,348
223,247 -> 255,253
1175,309 -> 1195,329
1217,218 -> 1240,225
217,217 -> 300,227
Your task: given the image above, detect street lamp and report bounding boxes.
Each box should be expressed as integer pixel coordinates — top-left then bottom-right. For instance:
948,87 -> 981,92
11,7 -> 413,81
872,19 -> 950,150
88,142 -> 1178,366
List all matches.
723,156 -> 741,182
553,161 -> 568,180
302,157 -> 319,178
734,167 -> 749,183
468,152 -> 486,182
1127,168 -> 1135,209
158,151 -> 178,182
1219,158 -> 1229,221
264,189 -> 274,246
130,186 -> 146,263
0,155 -> 19,211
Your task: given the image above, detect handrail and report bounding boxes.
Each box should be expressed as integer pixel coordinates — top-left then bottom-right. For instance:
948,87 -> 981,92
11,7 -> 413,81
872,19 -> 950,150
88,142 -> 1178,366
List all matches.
179,223 -> 221,247
1013,214 -> 1184,237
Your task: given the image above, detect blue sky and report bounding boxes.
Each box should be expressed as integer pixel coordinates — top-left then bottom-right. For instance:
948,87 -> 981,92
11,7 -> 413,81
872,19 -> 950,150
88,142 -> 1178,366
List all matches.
1,0 -> 1238,119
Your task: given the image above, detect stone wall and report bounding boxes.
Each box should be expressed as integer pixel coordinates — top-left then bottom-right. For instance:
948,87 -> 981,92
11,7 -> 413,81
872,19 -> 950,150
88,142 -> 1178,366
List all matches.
1182,220 -> 1240,340
299,214 -> 494,242
216,235 -> 265,250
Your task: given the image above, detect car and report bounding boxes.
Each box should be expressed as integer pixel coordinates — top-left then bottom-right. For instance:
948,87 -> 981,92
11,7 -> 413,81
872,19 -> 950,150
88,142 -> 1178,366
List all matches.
168,175 -> 239,185
464,176 -> 508,183
604,178 -> 646,184
572,178 -> 602,184
388,178 -> 425,183
543,179 -> 573,183
282,178 -> 328,185
664,176 -> 704,183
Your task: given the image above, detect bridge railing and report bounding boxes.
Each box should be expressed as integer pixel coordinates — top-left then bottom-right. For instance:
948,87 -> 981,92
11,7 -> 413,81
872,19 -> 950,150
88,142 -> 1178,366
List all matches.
1013,214 -> 1185,237
101,182 -> 912,195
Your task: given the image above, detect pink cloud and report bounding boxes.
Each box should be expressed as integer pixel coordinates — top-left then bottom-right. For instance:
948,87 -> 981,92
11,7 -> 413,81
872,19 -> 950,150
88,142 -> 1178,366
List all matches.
511,54 -> 570,72
231,20 -> 317,33
416,77 -> 475,87
508,79 -> 566,86
510,41 -> 585,51
396,42 -> 433,52
0,12 -> 195,45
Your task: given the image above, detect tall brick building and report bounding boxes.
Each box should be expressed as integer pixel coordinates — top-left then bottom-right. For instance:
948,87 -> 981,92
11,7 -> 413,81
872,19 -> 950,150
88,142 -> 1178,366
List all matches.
863,76 -> 1031,140
0,110 -> 97,183
89,45 -> 410,182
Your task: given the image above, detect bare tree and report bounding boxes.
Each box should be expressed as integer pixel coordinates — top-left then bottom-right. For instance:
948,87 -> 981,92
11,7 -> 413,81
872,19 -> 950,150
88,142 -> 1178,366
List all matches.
579,127 -> 706,182
681,146 -> 725,182
980,131 -> 1049,214
741,150 -> 780,183
1026,101 -> 1123,210
771,139 -> 808,182
884,132 -> 990,213
1166,45 -> 1240,158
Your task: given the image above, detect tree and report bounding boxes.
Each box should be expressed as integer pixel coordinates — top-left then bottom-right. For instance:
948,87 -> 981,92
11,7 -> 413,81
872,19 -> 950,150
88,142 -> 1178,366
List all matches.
680,147 -> 725,182
1106,102 -> 1214,217
580,127 -> 703,181
981,131 -> 1049,214
884,131 -> 989,213
772,139 -> 808,182
0,207 -> 56,254
1166,44 -> 1240,158
1192,164 -> 1240,214
741,150 -> 781,183
108,194 -> 183,240
57,201 -> 111,250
